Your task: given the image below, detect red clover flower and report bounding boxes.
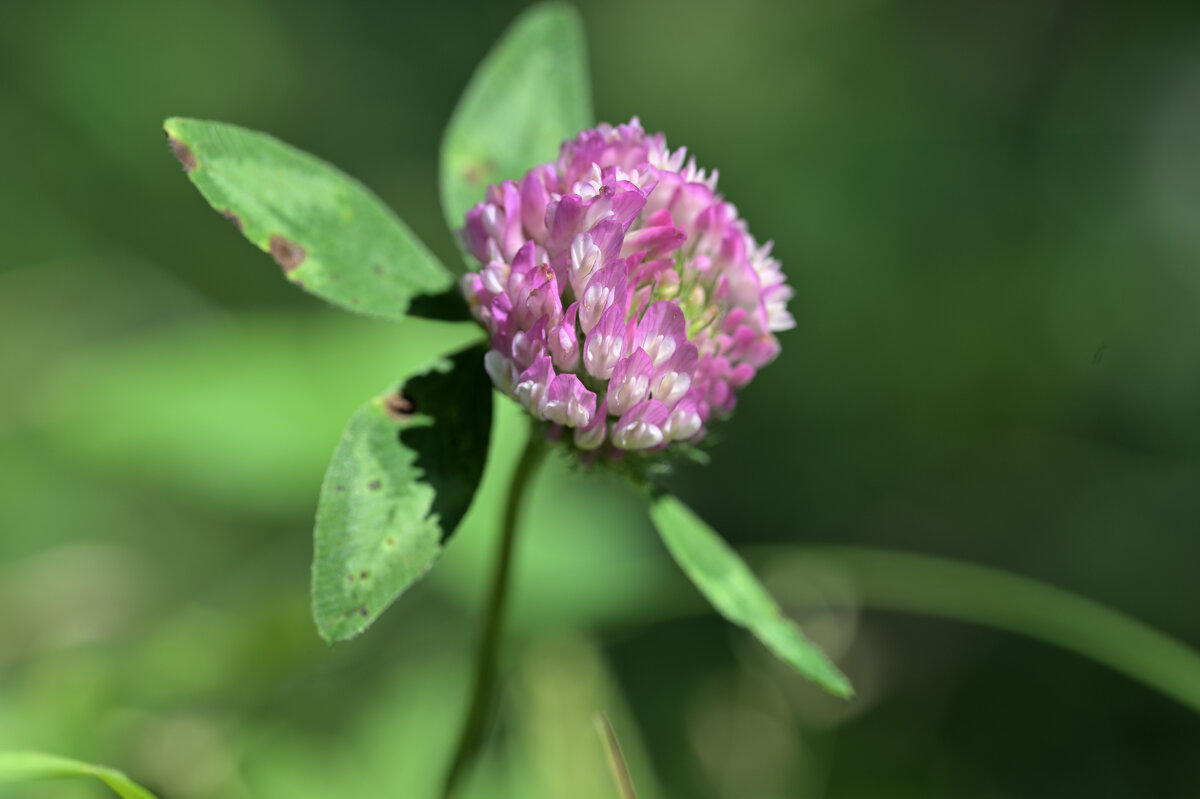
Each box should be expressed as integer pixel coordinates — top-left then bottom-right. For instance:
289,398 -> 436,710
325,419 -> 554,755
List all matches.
461,118 -> 793,456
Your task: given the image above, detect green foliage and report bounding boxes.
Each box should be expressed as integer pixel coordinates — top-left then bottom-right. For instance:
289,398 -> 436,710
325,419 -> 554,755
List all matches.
3,0 -> 1199,795
439,3 -> 593,247
154,0 -> 861,722
0,752 -> 160,799
157,5 -> 594,650
430,401 -> 676,632
33,311 -> 484,517
649,494 -> 854,698
793,546 -> 1200,714
163,117 -> 453,321
157,2 -> 595,652
312,346 -> 494,642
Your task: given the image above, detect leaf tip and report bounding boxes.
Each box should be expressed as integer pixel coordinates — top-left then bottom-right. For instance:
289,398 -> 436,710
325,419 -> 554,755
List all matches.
164,129 -> 197,173
523,0 -> 584,26
829,673 -> 856,701
313,613 -> 365,646
515,1 -> 589,63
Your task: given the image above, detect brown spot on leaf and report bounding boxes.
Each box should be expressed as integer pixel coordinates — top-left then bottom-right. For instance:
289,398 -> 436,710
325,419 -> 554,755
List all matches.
335,484 -> 345,492
359,606 -> 370,618
384,536 -> 395,547
463,160 -> 496,186
269,234 -> 306,273
167,135 -> 196,172
384,390 -> 416,421
219,209 -> 244,231
346,574 -> 355,582
359,571 -> 369,580
368,479 -> 381,491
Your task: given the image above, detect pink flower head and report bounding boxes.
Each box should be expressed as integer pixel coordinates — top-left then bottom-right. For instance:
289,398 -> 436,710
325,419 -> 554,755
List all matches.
460,118 -> 793,456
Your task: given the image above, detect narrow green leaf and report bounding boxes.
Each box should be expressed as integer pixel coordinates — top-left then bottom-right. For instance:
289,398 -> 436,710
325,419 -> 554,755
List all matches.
164,117 -> 454,321
440,3 -> 593,248
0,751 -> 160,799
771,546 -> 1200,715
312,345 -> 493,642
649,494 -> 854,698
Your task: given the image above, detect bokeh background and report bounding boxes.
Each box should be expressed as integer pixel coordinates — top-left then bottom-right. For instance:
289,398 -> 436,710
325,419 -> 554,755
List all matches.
3,0 -> 1200,797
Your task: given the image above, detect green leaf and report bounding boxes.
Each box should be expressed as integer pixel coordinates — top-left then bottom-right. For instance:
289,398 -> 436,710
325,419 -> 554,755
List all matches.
648,494 -> 854,698
0,751 -> 160,799
312,345 -> 493,642
439,3 -> 593,248
163,117 -> 453,322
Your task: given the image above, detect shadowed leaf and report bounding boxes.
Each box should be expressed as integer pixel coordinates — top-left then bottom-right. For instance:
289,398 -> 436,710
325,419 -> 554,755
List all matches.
649,494 -> 854,698
164,117 -> 454,321
439,3 -> 592,256
312,346 -> 493,642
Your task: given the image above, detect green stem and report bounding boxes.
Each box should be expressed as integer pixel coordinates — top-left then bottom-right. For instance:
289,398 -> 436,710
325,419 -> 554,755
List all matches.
441,426 -> 545,799
594,714 -> 639,799
756,546 -> 1200,715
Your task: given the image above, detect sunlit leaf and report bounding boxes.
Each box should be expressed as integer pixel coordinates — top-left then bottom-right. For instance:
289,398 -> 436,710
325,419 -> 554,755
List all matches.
649,494 -> 854,698
0,751 -> 160,799
164,117 -> 453,321
439,3 -> 592,249
312,346 -> 493,642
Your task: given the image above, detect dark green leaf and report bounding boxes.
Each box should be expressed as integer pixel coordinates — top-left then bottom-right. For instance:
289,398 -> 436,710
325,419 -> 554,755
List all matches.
439,3 -> 593,250
0,751 -> 160,799
164,117 -> 454,321
312,346 -> 493,642
649,494 -> 854,698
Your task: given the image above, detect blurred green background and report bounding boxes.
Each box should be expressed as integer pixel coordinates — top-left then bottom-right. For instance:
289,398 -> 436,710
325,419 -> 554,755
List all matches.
3,0 -> 1200,797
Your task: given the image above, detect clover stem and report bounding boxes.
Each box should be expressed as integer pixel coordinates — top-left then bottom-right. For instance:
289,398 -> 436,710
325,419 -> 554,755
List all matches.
441,422 -> 545,799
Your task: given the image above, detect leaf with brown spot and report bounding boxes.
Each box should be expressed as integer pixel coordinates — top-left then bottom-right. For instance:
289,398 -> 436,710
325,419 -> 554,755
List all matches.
164,117 -> 454,322
311,345 -> 493,643
219,208 -> 244,231
269,234 -> 306,273
166,134 -> 196,172
384,390 -> 416,420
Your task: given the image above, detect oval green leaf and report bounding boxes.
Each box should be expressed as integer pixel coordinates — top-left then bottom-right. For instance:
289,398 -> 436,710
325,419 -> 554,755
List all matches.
649,494 -> 854,699
312,346 -> 493,642
439,3 -> 593,251
0,751 -> 160,799
164,117 -> 453,321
